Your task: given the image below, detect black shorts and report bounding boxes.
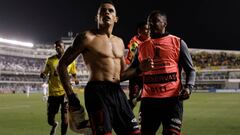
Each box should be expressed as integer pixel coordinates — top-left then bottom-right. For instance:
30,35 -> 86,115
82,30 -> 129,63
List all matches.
47,95 -> 68,115
85,81 -> 140,135
140,97 -> 183,135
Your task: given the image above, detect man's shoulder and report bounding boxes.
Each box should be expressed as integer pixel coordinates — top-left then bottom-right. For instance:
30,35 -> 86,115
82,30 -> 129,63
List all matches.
111,35 -> 124,43
76,30 -> 91,38
75,30 -> 97,41
168,34 -> 181,40
139,39 -> 152,46
47,55 -> 58,62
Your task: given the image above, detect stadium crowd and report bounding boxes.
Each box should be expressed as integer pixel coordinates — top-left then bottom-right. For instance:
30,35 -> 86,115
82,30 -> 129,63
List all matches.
191,51 -> 240,70
0,55 -> 44,73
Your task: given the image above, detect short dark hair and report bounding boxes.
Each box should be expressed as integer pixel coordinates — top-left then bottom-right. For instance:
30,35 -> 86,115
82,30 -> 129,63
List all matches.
98,0 -> 119,12
99,0 -> 115,8
54,40 -> 64,45
147,10 -> 167,24
54,40 -> 64,49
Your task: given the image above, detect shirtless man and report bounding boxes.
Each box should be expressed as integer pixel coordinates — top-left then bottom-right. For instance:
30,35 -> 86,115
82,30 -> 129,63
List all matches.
57,1 -> 153,135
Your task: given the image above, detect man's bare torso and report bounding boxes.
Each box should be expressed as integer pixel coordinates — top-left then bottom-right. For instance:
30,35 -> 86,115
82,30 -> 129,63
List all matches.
81,30 -> 125,83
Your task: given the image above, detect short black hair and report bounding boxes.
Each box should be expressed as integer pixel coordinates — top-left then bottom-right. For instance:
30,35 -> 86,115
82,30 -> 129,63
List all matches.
54,40 -> 64,48
99,0 -> 115,7
98,0 -> 119,13
54,40 -> 63,45
147,10 -> 167,24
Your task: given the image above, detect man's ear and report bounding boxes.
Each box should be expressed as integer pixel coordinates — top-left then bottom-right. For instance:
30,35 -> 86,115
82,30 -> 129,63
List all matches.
114,16 -> 119,23
164,22 -> 167,27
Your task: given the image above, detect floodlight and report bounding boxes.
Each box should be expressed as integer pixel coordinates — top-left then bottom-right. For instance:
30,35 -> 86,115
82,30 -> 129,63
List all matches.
0,37 -> 34,48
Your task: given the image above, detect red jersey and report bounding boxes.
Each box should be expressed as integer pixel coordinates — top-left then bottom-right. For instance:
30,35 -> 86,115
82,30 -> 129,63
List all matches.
138,35 -> 182,98
125,36 -> 145,65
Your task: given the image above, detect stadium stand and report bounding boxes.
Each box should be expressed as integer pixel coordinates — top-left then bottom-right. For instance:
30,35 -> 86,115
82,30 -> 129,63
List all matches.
0,36 -> 90,94
1,38 -> 240,94
189,48 -> 240,92
190,48 -> 240,70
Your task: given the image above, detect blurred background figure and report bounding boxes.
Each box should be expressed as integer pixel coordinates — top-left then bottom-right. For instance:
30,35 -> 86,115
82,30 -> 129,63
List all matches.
42,82 -> 48,102
26,85 -> 31,98
40,40 -> 79,135
125,21 -> 150,109
125,21 -> 150,65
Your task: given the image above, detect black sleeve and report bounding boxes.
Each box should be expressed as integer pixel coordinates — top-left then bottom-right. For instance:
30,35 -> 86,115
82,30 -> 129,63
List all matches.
179,40 -> 196,87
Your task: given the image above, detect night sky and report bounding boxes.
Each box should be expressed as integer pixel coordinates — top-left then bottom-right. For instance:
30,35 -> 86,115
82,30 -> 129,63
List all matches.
0,0 -> 239,50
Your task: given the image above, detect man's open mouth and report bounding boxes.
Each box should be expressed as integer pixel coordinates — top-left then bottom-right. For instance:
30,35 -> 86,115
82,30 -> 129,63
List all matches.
103,16 -> 111,21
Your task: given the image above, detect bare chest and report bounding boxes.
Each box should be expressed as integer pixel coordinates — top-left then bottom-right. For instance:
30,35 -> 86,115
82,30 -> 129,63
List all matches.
87,37 -> 124,58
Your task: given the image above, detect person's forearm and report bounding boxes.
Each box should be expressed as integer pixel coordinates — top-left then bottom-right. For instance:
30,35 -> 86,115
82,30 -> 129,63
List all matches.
57,63 -> 74,96
185,70 -> 196,86
121,50 -> 142,82
179,40 -> 196,86
120,67 -> 141,82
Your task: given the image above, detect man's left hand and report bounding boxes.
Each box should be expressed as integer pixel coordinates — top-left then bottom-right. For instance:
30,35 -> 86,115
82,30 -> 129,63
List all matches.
179,87 -> 191,100
139,57 -> 154,72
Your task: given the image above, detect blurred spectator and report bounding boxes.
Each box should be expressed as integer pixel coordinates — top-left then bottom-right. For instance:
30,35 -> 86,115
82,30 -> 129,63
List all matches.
191,51 -> 240,70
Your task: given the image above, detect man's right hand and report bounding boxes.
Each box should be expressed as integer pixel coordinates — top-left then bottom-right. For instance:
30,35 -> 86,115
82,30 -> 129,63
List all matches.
68,94 -> 81,109
67,94 -> 91,134
68,104 -> 91,134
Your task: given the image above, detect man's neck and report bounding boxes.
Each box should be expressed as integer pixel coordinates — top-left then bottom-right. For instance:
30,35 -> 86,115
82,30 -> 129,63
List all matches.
151,31 -> 169,39
98,25 -> 114,38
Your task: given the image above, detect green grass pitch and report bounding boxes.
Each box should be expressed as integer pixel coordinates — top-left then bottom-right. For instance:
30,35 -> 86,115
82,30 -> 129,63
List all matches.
0,92 -> 240,135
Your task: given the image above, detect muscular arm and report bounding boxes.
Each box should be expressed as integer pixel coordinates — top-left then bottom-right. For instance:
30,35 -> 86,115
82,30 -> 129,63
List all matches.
179,40 -> 196,87
121,48 -> 154,82
57,33 -> 86,95
120,50 -> 141,82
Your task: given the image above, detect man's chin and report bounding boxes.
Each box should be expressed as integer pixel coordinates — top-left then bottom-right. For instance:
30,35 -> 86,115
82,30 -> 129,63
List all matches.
101,21 -> 111,26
